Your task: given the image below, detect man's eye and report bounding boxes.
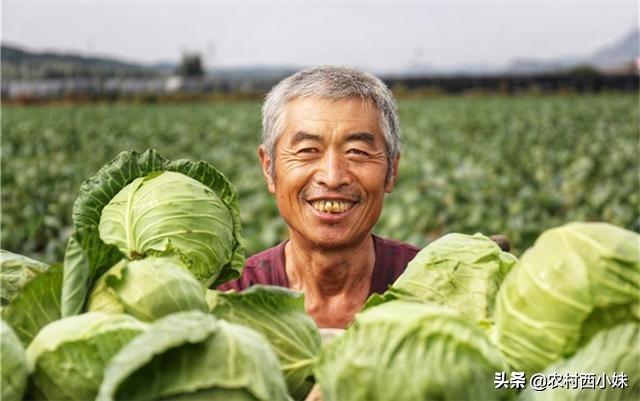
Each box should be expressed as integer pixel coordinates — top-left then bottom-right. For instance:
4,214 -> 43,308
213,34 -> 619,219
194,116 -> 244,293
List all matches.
347,149 -> 369,156
297,148 -> 318,154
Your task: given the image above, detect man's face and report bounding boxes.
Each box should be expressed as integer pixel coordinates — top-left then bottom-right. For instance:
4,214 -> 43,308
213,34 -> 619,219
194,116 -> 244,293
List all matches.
259,97 -> 399,250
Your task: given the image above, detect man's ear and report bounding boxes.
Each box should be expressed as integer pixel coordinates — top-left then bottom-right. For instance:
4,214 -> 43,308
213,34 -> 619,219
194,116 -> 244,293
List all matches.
258,145 -> 276,194
384,154 -> 400,193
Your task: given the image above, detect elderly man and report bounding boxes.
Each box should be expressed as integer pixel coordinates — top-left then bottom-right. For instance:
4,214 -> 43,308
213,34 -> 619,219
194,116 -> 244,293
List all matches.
219,66 -> 419,328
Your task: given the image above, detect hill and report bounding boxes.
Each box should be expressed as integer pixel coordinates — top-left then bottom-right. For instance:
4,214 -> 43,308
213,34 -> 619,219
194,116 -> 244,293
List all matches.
507,29 -> 639,74
1,44 -> 159,79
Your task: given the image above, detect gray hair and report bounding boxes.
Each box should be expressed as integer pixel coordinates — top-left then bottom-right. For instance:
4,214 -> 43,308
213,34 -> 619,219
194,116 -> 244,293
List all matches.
261,66 -> 401,182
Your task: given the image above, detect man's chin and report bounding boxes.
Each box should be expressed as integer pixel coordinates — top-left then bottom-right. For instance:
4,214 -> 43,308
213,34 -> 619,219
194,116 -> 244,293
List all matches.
305,230 -> 369,251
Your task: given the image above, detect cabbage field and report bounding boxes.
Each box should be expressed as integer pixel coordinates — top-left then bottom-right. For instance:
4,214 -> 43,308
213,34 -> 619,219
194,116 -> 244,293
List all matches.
1,105 -> 638,401
2,94 -> 638,263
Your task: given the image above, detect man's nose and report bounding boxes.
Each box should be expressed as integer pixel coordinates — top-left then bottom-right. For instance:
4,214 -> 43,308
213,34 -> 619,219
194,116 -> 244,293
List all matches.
316,150 -> 352,189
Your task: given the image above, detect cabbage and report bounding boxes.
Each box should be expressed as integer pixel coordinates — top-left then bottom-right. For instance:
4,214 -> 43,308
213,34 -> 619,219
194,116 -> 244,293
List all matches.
1,319 -> 28,401
495,222 -> 640,374
0,250 -> 48,307
97,311 -> 292,401
208,286 -> 321,400
365,232 -> 516,326
61,149 -> 244,317
88,256 -> 207,321
315,301 -> 514,401
25,312 -> 147,401
1,262 -> 63,346
99,171 -> 235,284
518,322 -> 640,401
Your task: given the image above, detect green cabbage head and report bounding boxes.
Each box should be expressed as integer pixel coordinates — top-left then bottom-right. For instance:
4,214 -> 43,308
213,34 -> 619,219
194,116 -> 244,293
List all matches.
315,301 -> 514,401
208,286 -> 321,400
88,256 -> 207,321
495,222 -> 640,374
518,322 -> 640,401
365,232 -> 517,327
0,250 -> 48,307
25,312 -> 147,401
62,149 -> 244,317
1,262 -> 63,347
97,311 -> 292,401
1,319 -> 28,401
99,171 -> 235,286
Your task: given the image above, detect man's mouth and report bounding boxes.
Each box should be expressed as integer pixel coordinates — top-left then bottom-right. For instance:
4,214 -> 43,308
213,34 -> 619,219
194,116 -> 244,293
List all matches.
309,199 -> 356,214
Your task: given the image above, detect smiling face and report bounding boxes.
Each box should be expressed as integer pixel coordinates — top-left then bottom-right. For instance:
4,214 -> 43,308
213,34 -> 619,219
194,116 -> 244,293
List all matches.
259,97 -> 399,250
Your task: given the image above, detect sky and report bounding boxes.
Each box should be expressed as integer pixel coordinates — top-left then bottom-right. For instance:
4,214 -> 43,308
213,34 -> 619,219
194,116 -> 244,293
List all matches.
2,0 -> 637,73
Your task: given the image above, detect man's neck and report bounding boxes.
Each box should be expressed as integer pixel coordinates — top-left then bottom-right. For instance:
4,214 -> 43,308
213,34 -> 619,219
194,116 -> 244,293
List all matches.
284,233 -> 376,328
284,233 -> 375,299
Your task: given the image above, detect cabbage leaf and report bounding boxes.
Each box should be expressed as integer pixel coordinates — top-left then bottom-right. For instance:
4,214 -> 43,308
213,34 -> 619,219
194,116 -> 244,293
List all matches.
365,232 -> 516,327
1,319 -> 28,401
1,263 -> 63,346
208,286 -> 321,400
25,312 -> 147,401
97,311 -> 291,401
0,250 -> 48,307
88,256 -> 207,321
315,301 -> 514,401
518,322 -> 640,401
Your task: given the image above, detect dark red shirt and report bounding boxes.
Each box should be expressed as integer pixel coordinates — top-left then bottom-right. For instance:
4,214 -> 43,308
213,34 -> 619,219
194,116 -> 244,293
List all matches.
217,235 -> 420,295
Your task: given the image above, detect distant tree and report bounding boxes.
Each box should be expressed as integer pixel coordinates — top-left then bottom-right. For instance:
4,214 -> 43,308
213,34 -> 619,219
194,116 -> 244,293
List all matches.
177,53 -> 204,78
565,64 -> 601,77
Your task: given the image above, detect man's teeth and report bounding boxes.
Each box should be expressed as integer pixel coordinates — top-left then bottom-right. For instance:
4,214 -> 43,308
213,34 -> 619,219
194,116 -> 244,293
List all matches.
311,200 -> 354,213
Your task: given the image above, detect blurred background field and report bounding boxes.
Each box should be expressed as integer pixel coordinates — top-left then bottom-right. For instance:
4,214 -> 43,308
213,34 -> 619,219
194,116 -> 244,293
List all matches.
1,0 -> 638,263
3,93 -> 638,263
